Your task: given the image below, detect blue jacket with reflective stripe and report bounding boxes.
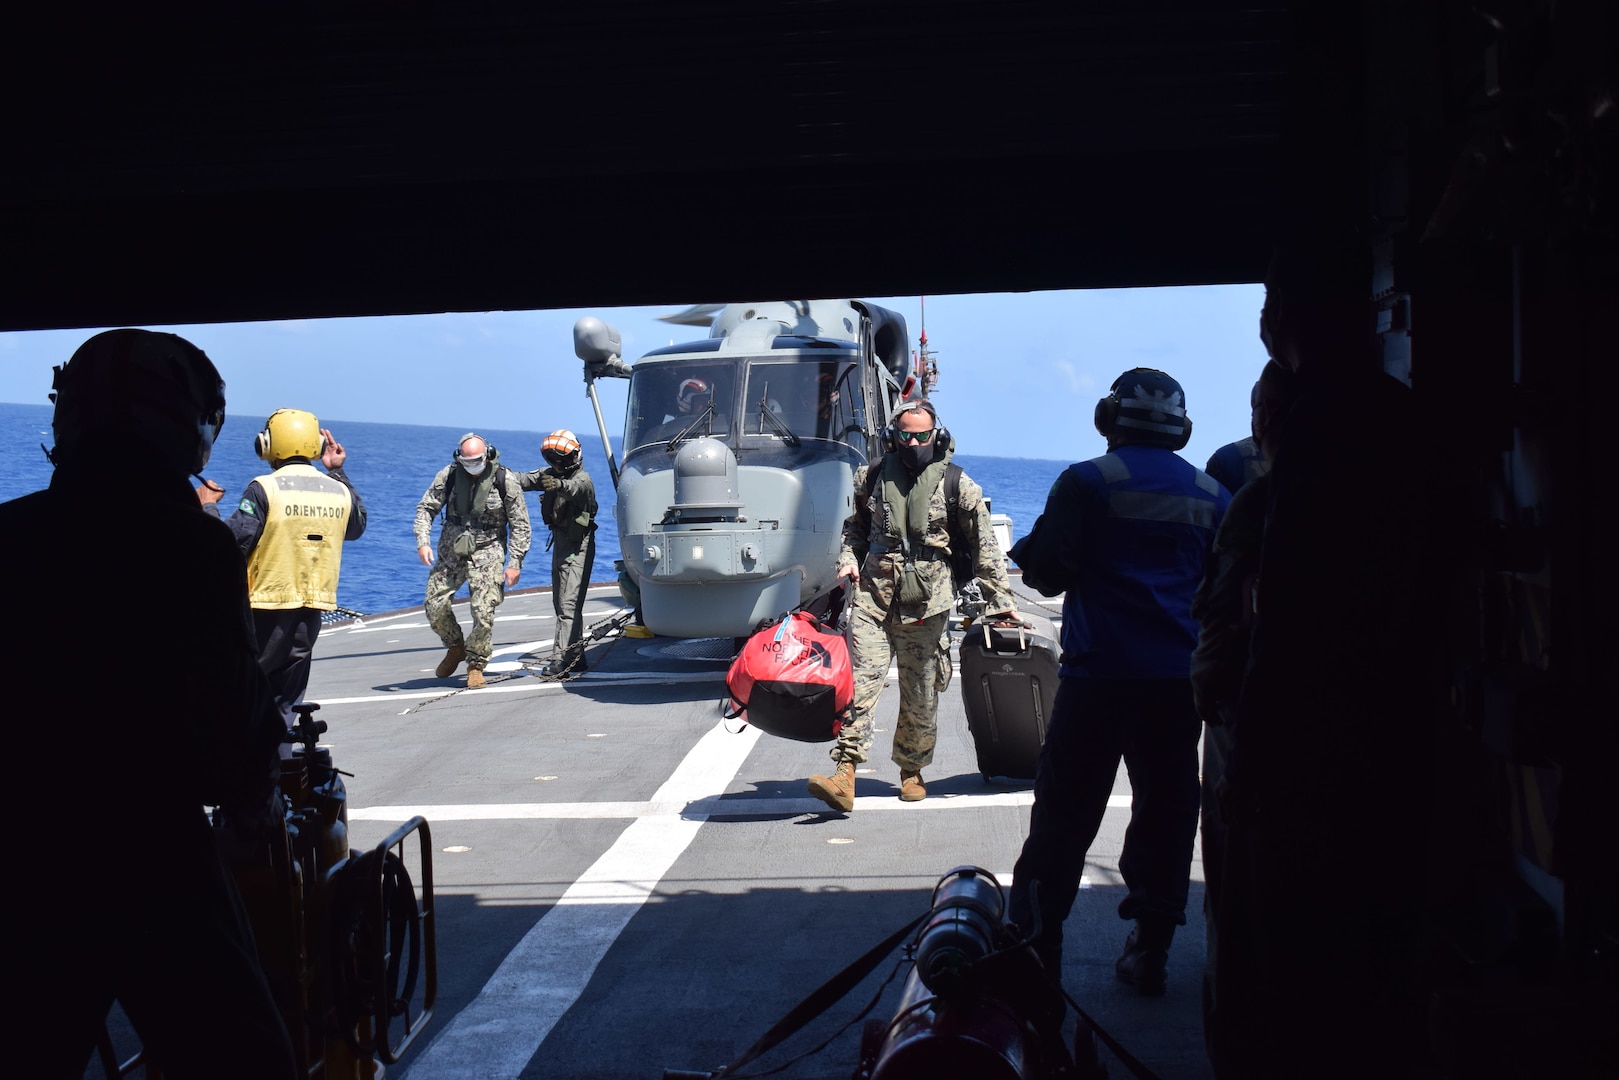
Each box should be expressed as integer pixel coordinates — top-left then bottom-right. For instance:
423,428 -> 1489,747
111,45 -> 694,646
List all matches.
1012,444 -> 1228,679
1205,435 -> 1268,496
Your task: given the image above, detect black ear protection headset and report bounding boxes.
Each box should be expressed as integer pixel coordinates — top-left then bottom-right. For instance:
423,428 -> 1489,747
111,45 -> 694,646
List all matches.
453,433 -> 498,463
48,329 -> 226,475
1093,369 -> 1192,451
1092,382 -> 1125,439
883,399 -> 948,453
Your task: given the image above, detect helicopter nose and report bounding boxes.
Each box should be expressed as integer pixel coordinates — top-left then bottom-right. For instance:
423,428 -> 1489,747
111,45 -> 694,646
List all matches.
669,438 -> 742,521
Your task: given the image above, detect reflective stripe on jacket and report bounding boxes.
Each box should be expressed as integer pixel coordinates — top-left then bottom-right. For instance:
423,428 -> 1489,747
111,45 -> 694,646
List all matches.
246,463 -> 351,610
1016,445 -> 1228,678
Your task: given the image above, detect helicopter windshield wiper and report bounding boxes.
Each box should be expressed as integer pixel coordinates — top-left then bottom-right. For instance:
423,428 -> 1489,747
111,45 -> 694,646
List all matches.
665,399 -> 716,451
754,386 -> 801,447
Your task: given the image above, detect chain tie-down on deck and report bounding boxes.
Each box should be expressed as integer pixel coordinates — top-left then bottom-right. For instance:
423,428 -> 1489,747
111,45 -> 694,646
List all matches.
518,606 -> 637,681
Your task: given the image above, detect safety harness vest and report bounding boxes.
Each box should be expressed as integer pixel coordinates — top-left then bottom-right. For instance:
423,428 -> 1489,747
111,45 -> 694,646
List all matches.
1057,447 -> 1228,678
247,463 -> 351,611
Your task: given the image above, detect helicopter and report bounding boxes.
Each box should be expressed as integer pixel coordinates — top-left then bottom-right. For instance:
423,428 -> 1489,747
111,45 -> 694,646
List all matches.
575,299 -> 918,639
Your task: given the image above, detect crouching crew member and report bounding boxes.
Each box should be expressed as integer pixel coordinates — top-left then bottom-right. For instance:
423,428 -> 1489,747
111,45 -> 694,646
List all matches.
415,434 -> 530,689
517,429 -> 598,679
1007,368 -> 1228,997
205,409 -> 366,726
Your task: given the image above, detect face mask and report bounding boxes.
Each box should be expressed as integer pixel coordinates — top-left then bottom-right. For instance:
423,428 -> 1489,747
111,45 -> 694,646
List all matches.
460,458 -> 487,476
899,441 -> 936,471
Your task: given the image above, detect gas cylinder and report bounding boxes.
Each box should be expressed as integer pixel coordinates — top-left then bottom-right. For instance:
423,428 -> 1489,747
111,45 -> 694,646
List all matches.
857,867 -> 1076,1080
288,703 -> 351,874
866,966 -> 1039,1080
214,703 -> 433,1080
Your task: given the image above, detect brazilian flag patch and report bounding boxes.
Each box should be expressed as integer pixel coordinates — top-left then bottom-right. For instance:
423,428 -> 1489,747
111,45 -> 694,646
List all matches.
238,499 -> 256,515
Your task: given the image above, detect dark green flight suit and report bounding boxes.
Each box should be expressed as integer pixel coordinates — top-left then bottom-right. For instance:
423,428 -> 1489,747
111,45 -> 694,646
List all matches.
518,464 -> 598,665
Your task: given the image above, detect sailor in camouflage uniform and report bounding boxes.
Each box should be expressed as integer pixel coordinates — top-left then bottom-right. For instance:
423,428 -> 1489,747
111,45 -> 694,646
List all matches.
807,400 -> 1019,812
414,433 -> 531,689
516,429 -> 598,678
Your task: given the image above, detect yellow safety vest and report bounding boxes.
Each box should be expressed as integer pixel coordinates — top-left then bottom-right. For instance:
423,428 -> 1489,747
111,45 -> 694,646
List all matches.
246,463 -> 351,611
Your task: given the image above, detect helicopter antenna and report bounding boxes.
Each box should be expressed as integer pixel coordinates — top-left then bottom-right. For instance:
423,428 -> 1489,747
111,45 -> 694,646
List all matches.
916,296 -> 939,395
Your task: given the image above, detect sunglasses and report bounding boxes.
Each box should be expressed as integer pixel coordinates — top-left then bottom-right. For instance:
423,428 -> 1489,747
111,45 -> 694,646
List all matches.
896,428 -> 935,444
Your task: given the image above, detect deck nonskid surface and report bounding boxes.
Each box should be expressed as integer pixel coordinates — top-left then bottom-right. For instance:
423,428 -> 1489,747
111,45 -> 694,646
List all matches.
306,584 -> 1212,1079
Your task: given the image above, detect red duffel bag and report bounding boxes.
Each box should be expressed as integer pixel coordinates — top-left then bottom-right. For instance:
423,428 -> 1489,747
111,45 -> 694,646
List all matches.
726,610 -> 854,742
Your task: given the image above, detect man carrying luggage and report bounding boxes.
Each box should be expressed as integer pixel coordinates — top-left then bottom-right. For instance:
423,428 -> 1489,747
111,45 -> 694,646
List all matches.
1007,368 -> 1228,996
806,399 -> 1019,812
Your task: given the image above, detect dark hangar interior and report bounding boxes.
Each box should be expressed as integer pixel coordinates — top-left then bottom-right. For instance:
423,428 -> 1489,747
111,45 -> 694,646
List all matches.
3,0 -> 1613,1070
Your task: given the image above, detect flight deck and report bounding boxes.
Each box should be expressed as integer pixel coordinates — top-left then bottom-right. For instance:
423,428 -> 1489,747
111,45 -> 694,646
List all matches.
261,579 -> 1216,1080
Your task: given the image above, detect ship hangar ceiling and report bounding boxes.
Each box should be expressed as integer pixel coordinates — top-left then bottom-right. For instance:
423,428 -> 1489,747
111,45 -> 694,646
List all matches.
1,2 -> 1290,332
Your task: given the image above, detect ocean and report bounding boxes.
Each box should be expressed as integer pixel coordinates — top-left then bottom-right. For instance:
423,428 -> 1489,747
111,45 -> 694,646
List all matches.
0,403 -> 1070,617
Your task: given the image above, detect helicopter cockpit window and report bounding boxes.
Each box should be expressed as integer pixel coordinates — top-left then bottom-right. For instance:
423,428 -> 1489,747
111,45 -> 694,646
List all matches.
743,361 -> 860,447
623,365 -> 734,457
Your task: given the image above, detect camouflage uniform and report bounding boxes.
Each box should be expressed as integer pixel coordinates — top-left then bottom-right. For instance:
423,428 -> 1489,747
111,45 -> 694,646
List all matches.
833,447 -> 1015,770
414,463 -> 531,669
516,464 -> 598,660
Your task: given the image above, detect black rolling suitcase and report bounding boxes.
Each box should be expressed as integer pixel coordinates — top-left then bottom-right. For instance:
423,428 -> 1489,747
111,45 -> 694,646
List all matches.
957,611 -> 1060,781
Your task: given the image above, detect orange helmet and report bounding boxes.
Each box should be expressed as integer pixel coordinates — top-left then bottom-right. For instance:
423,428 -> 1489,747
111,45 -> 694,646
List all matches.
541,428 -> 582,470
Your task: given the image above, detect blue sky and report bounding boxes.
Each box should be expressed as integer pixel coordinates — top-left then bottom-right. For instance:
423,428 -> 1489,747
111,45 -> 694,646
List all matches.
0,286 -> 1267,466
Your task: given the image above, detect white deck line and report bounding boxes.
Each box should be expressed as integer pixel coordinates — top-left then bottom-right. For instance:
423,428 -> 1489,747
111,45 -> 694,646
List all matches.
311,661 -> 949,708
403,719 -> 763,1080
347,613 -> 552,634
312,670 -> 728,707
351,792 -> 1130,823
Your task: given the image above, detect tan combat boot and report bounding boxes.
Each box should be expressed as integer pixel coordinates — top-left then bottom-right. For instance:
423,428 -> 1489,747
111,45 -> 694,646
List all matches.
435,644 -> 467,678
465,666 -> 486,690
807,761 -> 857,812
899,770 -> 927,802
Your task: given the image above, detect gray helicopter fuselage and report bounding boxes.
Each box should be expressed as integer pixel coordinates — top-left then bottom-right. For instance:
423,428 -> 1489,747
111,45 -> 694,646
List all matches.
613,301 -> 908,638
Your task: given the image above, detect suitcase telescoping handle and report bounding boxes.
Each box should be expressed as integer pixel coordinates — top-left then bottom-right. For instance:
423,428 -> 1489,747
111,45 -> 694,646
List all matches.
978,620 -> 1029,654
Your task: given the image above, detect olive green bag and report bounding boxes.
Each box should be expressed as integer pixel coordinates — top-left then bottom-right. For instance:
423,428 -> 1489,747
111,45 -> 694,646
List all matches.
898,561 -> 930,604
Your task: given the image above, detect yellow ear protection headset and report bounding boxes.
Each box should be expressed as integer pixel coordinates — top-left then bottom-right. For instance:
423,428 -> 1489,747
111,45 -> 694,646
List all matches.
254,408 -> 326,462
883,399 -> 948,453
1093,368 -> 1193,451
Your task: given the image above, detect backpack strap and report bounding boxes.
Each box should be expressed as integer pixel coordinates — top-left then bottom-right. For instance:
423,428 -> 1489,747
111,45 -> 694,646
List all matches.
943,462 -> 966,543
862,456 -> 882,500
861,456 -> 886,537
942,463 -> 977,592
